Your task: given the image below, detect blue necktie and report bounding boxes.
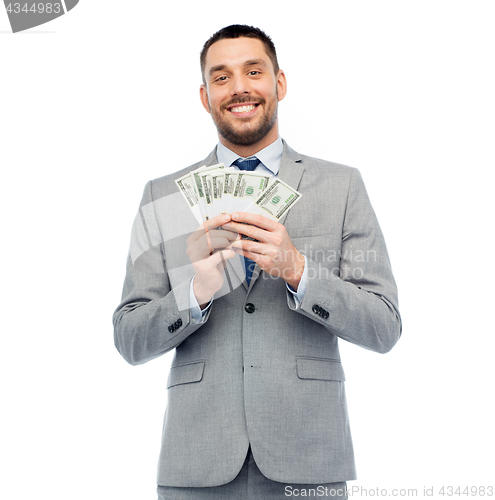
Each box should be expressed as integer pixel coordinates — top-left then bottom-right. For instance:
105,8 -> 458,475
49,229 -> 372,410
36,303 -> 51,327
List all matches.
232,157 -> 261,285
233,157 -> 261,171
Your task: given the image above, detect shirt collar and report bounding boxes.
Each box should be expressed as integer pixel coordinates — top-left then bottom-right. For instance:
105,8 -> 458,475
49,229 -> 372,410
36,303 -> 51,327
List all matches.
216,137 -> 283,176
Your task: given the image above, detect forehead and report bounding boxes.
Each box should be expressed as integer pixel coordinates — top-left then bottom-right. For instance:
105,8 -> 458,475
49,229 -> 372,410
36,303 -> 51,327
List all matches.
204,37 -> 273,72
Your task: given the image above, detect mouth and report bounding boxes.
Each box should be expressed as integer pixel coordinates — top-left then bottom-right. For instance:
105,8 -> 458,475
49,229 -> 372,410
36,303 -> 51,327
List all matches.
227,102 -> 260,117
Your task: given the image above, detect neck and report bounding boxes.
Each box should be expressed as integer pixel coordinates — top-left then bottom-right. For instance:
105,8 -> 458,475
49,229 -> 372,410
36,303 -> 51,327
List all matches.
219,125 -> 279,158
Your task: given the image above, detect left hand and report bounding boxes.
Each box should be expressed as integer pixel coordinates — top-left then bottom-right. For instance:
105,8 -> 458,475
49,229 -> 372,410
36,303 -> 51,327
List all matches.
226,212 -> 305,290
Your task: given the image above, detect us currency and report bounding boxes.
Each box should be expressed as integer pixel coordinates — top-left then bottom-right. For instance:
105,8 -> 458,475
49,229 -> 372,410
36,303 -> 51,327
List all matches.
176,164 -> 301,226
189,163 -> 225,221
230,171 -> 273,214
248,178 -> 302,220
200,171 -> 215,220
222,171 -> 239,215
175,171 -> 203,224
211,167 -> 235,217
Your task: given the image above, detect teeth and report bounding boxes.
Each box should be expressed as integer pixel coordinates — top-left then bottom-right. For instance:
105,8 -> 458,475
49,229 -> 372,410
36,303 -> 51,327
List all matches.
231,104 -> 256,113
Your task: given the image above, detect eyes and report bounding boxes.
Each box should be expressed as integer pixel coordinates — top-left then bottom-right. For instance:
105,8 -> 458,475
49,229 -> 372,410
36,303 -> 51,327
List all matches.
213,70 -> 262,83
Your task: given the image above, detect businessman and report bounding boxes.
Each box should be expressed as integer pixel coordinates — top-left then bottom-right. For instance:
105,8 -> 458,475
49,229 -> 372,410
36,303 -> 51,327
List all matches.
113,25 -> 401,499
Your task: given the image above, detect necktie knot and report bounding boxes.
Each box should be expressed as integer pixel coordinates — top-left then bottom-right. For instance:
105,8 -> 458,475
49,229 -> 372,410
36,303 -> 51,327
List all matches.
233,157 -> 261,171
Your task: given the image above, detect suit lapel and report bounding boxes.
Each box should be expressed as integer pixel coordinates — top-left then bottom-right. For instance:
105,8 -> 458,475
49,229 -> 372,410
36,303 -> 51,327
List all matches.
275,141 -> 305,226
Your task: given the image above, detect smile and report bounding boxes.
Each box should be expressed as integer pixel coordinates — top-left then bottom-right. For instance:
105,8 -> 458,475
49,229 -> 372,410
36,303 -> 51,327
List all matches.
228,103 -> 259,116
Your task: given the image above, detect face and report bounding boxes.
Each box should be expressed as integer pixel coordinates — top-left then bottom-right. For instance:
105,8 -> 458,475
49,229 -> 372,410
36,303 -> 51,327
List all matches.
200,37 -> 287,152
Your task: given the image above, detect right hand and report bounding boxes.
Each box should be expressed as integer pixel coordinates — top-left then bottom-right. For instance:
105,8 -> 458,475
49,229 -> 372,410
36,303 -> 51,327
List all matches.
186,213 -> 239,308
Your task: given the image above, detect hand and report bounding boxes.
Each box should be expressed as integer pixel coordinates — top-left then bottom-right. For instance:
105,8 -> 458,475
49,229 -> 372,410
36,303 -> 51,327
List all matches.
226,212 -> 305,290
187,214 -> 239,308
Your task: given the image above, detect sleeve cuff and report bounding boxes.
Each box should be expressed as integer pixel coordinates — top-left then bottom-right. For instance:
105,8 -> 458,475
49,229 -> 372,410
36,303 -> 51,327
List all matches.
286,256 -> 307,307
190,276 -> 213,322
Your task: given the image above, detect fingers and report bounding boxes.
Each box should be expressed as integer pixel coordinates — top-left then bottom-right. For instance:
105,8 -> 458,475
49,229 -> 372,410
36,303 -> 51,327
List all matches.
208,248 -> 236,267
188,229 -> 240,263
205,213 -> 232,230
231,239 -> 280,267
223,212 -> 280,242
232,246 -> 261,264
231,212 -> 278,231
187,213 -> 233,244
225,221 -> 267,243
231,238 -> 264,257
203,229 -> 239,248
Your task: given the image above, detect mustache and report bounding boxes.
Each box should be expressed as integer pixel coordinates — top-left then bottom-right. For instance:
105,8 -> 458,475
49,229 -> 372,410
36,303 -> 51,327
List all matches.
222,96 -> 265,110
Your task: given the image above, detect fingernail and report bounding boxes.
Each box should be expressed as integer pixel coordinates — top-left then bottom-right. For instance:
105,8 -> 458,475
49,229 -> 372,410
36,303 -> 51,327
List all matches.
232,213 -> 239,219
223,214 -> 230,221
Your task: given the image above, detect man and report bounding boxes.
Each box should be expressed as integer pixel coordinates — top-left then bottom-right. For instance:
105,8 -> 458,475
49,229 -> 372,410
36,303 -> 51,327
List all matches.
113,25 -> 401,499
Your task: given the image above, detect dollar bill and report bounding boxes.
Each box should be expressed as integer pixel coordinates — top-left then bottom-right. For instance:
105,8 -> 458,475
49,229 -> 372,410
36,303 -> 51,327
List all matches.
200,171 -> 214,220
199,166 -> 230,219
230,172 -> 272,214
176,163 -> 301,225
249,178 -> 302,220
211,167 -> 235,216
189,163 -> 224,221
174,172 -> 203,224
222,171 -> 238,214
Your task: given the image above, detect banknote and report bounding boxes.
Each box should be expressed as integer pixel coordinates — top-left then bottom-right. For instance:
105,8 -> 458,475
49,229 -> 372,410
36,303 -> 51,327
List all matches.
247,178 -> 302,220
175,163 -> 224,223
211,167 -> 235,217
176,163 -> 301,225
222,171 -> 239,215
199,166 -> 232,218
230,172 -> 272,214
190,163 -> 225,221
175,171 -> 203,224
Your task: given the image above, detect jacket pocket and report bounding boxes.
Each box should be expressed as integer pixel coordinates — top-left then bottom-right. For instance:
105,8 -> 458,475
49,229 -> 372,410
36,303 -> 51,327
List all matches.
167,361 -> 205,388
296,357 -> 345,382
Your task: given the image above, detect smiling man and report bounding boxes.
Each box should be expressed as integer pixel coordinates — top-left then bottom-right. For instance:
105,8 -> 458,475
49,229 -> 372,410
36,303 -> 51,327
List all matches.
113,25 -> 402,499
199,35 -> 285,154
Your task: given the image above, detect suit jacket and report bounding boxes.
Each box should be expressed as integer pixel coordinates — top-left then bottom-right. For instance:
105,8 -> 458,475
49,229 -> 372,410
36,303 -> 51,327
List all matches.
113,141 -> 401,487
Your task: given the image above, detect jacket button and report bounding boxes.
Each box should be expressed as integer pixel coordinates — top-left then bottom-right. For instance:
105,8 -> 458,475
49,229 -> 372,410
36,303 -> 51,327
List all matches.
312,304 -> 320,314
245,303 -> 255,314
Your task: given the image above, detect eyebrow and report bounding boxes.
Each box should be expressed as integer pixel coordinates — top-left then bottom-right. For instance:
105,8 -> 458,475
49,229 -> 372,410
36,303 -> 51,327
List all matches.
209,64 -> 227,76
244,59 -> 268,68
208,59 -> 268,76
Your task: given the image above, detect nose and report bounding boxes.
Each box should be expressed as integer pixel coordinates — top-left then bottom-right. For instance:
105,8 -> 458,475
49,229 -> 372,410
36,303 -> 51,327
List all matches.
230,74 -> 251,96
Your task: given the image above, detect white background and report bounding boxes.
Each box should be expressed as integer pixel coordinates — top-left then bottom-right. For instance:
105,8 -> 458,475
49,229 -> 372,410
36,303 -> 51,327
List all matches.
1,1 -> 494,499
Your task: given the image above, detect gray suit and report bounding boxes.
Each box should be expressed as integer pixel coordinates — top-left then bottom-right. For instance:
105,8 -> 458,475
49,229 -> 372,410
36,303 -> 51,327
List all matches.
113,141 -> 401,487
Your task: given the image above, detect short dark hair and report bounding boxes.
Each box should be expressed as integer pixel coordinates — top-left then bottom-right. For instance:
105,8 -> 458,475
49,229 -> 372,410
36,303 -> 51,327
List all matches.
200,24 -> 279,83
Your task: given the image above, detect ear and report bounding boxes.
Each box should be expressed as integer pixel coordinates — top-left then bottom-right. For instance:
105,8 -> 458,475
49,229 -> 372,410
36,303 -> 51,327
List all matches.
200,84 -> 211,114
276,70 -> 287,102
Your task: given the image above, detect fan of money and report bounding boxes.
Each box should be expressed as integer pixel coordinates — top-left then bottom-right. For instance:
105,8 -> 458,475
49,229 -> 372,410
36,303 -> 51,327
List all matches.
3,0 -> 79,33
175,163 -> 302,225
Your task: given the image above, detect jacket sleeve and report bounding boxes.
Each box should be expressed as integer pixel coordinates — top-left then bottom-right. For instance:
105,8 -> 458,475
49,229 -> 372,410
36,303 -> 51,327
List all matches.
287,168 -> 402,354
113,181 -> 210,365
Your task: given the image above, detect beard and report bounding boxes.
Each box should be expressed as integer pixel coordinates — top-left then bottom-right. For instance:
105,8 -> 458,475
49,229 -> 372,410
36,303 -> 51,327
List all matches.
209,95 -> 278,147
